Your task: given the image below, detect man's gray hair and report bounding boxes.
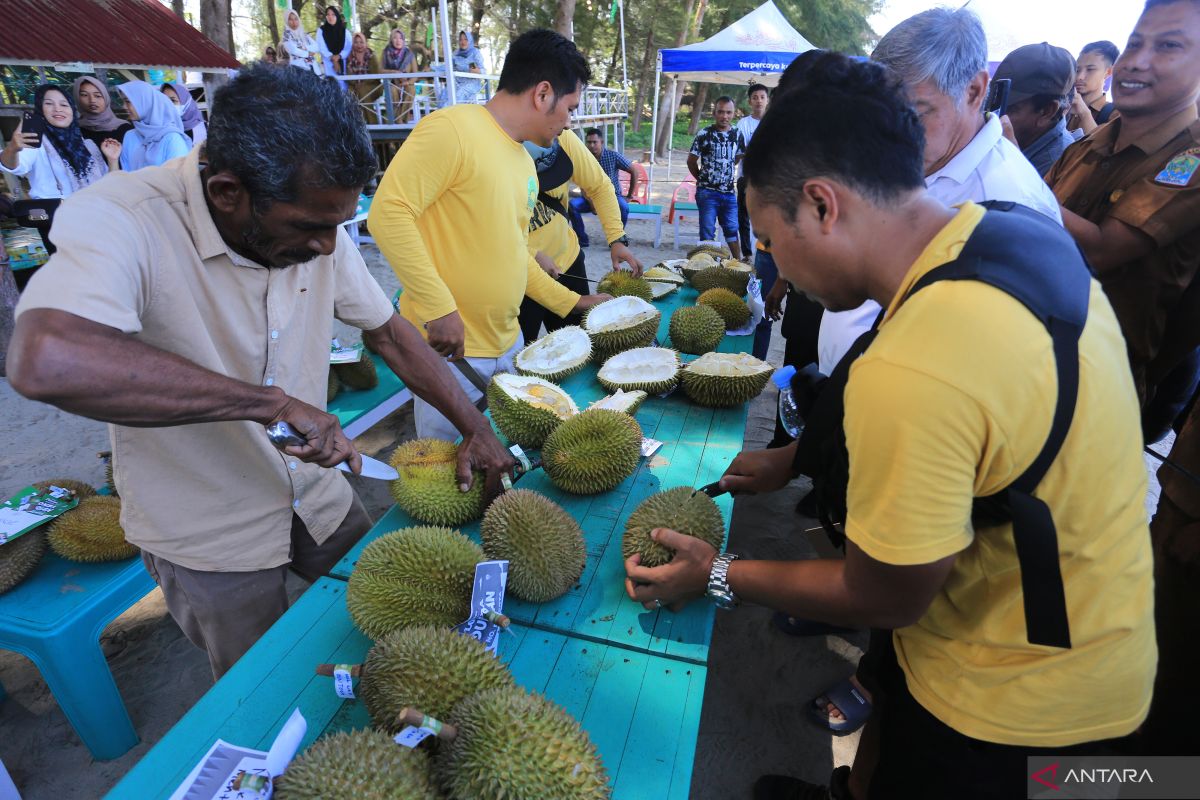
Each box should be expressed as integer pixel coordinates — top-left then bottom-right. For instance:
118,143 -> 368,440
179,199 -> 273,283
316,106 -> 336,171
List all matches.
872,7 -> 988,104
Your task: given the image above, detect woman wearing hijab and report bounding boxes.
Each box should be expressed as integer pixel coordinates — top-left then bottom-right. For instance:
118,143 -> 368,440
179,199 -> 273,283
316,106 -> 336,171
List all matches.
117,81 -> 191,171
317,6 -> 352,79
72,76 -> 133,148
382,29 -> 417,122
282,9 -> 320,74
345,32 -> 382,115
451,30 -> 484,103
160,82 -> 207,143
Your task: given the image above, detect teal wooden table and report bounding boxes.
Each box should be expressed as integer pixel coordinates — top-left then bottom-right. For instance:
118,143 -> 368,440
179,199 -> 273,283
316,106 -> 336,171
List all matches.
328,352 -> 412,439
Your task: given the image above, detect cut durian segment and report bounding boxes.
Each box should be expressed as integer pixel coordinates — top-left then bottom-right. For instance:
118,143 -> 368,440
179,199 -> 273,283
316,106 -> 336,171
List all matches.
597,347 -> 680,395
649,281 -> 678,299
492,374 -> 577,418
687,242 -> 732,260
583,296 -> 661,361
487,373 -> 578,449
680,352 -> 774,407
515,325 -> 592,383
643,265 -> 686,285
588,389 -> 648,414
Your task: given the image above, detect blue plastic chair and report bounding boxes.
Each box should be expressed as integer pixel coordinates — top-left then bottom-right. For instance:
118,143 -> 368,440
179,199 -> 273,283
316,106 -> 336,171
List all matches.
0,549 -> 155,760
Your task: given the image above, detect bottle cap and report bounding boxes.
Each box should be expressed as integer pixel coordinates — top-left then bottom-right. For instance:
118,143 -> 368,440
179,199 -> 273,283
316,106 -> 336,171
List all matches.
772,365 -> 797,390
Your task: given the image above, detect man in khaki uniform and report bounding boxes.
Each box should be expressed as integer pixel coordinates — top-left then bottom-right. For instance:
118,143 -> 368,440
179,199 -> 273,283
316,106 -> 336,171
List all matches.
8,64 -> 514,678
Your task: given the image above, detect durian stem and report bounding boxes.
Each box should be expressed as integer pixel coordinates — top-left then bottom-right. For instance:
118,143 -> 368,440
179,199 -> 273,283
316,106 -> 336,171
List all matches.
483,609 -> 511,629
315,663 -> 364,677
396,707 -> 459,741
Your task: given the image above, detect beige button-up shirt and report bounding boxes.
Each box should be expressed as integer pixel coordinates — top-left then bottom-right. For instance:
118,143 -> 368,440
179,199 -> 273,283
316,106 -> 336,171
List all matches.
15,146 -> 394,570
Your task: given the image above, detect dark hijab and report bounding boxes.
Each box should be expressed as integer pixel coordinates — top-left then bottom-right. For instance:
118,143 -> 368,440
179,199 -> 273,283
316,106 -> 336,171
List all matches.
34,84 -> 96,180
320,6 -> 347,55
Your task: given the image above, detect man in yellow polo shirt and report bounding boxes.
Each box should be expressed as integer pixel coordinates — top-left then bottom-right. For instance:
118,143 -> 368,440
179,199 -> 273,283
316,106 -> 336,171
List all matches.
624,52 -> 1155,799
369,29 -> 611,439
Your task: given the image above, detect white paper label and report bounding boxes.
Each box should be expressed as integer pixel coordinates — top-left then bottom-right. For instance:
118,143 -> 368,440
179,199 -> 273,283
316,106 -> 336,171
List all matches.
394,726 -> 434,748
333,667 -> 355,699
640,438 -> 663,458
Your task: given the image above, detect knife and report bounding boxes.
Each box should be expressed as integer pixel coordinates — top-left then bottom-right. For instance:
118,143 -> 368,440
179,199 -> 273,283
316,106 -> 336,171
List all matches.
690,480 -> 727,499
266,421 -> 399,481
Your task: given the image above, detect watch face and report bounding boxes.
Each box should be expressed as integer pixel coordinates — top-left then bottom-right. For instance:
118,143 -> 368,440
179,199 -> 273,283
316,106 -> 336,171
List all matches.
710,592 -> 735,610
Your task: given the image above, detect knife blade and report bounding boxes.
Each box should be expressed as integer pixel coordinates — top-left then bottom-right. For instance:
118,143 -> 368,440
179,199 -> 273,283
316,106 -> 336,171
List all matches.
691,480 -> 727,499
265,421 -> 399,481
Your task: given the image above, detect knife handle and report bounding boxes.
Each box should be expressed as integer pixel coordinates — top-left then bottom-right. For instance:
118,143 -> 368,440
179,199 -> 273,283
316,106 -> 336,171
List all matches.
266,420 -> 307,448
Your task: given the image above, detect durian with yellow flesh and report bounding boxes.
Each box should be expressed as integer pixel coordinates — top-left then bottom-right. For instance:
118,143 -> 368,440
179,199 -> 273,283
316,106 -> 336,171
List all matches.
0,530 -> 47,594
542,409 -> 642,495
687,242 -> 731,260
515,325 -> 592,382
481,489 -> 586,602
697,288 -> 751,329
690,261 -> 753,295
389,439 -> 484,527
47,495 -> 136,562
486,373 -> 578,449
669,305 -> 726,355
275,729 -> 441,800
362,625 -> 515,732
643,265 -> 686,285
648,281 -> 678,300
327,369 -> 341,403
332,350 -> 379,390
596,270 -> 653,302
583,296 -> 661,361
622,486 -> 726,567
437,686 -> 609,800
681,253 -> 716,282
346,526 -> 482,639
680,352 -> 774,407
588,389 -> 647,415
596,347 -> 680,395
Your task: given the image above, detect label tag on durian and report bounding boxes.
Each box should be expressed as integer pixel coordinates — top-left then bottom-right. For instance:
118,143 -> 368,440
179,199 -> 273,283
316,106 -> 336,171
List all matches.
394,726 -> 435,748
332,665 -> 355,699
640,438 -> 664,458
329,340 -> 364,364
0,485 -> 80,545
453,560 -> 510,654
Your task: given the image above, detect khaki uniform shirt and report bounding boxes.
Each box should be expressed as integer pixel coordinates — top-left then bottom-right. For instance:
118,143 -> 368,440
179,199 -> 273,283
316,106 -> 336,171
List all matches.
15,146 -> 395,571
1045,109 -> 1200,399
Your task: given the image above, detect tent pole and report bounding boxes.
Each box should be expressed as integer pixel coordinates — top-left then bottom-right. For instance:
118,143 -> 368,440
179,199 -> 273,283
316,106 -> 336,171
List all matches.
649,56 -> 662,188
439,0 -> 457,105
618,0 -> 628,89
666,80 -> 678,185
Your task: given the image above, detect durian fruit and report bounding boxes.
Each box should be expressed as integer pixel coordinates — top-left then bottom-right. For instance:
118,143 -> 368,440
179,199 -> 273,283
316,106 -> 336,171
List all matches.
642,265 -> 686,285
327,369 -> 341,404
583,296 -> 661,362
47,495 -> 137,562
648,281 -> 678,300
275,729 -> 441,800
542,409 -> 642,495
333,350 -> 379,391
32,479 -> 97,500
362,625 -> 515,732
596,270 -> 653,302
0,530 -> 47,595
347,526 -> 483,639
481,490 -> 585,602
690,262 -> 753,295
687,242 -> 732,260
681,254 -> 716,282
588,389 -> 647,415
622,487 -> 726,567
486,373 -> 578,449
698,288 -> 752,329
680,352 -> 774,407
515,325 -> 592,382
436,686 -> 609,800
669,305 -> 726,355
596,347 -> 680,395
389,439 -> 485,527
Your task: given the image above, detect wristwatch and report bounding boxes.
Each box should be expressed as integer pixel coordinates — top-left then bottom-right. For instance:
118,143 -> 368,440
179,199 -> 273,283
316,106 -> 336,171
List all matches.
706,552 -> 740,610
609,235 -> 630,248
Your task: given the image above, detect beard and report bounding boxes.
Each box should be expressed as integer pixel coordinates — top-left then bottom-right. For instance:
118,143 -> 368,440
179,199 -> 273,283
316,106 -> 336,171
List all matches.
241,207 -> 317,268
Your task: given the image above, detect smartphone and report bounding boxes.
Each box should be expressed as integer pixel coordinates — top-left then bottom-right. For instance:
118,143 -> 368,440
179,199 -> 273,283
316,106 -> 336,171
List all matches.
21,110 -> 45,149
986,78 -> 1011,117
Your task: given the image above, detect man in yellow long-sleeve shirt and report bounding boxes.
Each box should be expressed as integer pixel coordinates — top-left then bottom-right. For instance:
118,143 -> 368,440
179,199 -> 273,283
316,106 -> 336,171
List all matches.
369,29 -> 611,439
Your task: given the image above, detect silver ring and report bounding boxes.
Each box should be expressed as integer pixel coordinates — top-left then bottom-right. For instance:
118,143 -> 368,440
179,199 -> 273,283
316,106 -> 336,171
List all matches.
653,599 -> 663,609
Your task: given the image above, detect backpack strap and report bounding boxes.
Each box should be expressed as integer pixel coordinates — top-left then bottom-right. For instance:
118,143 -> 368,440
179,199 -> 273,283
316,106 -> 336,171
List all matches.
535,146 -> 575,219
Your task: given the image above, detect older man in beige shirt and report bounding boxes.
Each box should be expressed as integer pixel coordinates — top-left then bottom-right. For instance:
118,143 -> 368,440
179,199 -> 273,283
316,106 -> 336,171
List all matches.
8,64 -> 514,677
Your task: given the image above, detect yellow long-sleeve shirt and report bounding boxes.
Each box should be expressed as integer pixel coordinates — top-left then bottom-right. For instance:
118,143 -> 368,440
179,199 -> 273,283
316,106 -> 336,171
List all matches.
369,104 -> 580,357
528,128 -> 626,269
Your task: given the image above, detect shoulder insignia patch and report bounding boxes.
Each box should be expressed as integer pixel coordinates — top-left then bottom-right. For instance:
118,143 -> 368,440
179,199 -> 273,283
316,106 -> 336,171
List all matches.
1155,147 -> 1200,187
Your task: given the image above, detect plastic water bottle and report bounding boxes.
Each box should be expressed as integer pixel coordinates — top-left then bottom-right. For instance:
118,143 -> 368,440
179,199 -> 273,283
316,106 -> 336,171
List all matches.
774,365 -> 802,438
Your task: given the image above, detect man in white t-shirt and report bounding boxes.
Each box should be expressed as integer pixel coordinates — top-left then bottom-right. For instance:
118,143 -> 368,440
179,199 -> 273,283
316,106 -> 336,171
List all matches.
816,7 -> 1062,375
735,83 -> 769,255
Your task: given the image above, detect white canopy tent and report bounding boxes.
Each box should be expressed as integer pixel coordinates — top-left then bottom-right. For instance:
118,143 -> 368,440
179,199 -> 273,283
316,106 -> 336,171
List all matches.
649,1 -> 816,183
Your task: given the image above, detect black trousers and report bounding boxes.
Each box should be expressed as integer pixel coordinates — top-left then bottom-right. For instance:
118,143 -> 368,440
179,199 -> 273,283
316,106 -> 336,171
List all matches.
518,248 -> 589,345
737,176 -> 752,255
769,288 -> 825,448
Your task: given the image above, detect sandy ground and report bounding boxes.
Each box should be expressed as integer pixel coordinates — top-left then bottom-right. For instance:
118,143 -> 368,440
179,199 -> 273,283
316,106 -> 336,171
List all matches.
0,152 -> 1165,799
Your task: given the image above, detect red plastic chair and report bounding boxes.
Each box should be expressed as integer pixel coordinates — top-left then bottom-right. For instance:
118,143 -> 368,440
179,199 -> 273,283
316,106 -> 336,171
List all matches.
619,162 -> 651,205
668,179 -> 697,224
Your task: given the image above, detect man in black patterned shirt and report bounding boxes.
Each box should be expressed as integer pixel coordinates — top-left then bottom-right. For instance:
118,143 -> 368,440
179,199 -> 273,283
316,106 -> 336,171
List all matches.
687,96 -> 743,259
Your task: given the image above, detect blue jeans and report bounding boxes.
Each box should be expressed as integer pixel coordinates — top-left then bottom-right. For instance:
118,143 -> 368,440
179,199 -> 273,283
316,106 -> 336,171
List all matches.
696,187 -> 738,244
752,248 -> 779,360
569,194 -> 629,247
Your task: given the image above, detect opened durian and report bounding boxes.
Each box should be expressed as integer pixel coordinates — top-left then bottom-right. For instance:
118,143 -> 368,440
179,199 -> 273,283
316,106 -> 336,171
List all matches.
332,351 -> 379,391
0,530 -> 47,595
680,352 -> 774,407
596,348 -> 680,395
515,325 -> 592,383
390,439 -> 485,527
481,489 -> 586,602
583,296 -> 661,361
697,288 -> 751,329
681,254 -> 716,282
47,495 -> 137,562
596,270 -> 653,302
487,374 -> 578,449
542,409 -> 642,495
436,686 -> 609,800
588,389 -> 647,415
362,625 -> 515,732
643,265 -> 686,285
687,242 -> 732,260
622,487 -> 726,567
275,729 -> 441,800
347,526 -> 482,639
669,305 -> 726,355
648,281 -> 678,300
690,262 -> 753,295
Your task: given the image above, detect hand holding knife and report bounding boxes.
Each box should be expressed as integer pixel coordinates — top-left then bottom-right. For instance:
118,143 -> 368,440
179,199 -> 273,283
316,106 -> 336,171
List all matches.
266,421 -> 399,480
